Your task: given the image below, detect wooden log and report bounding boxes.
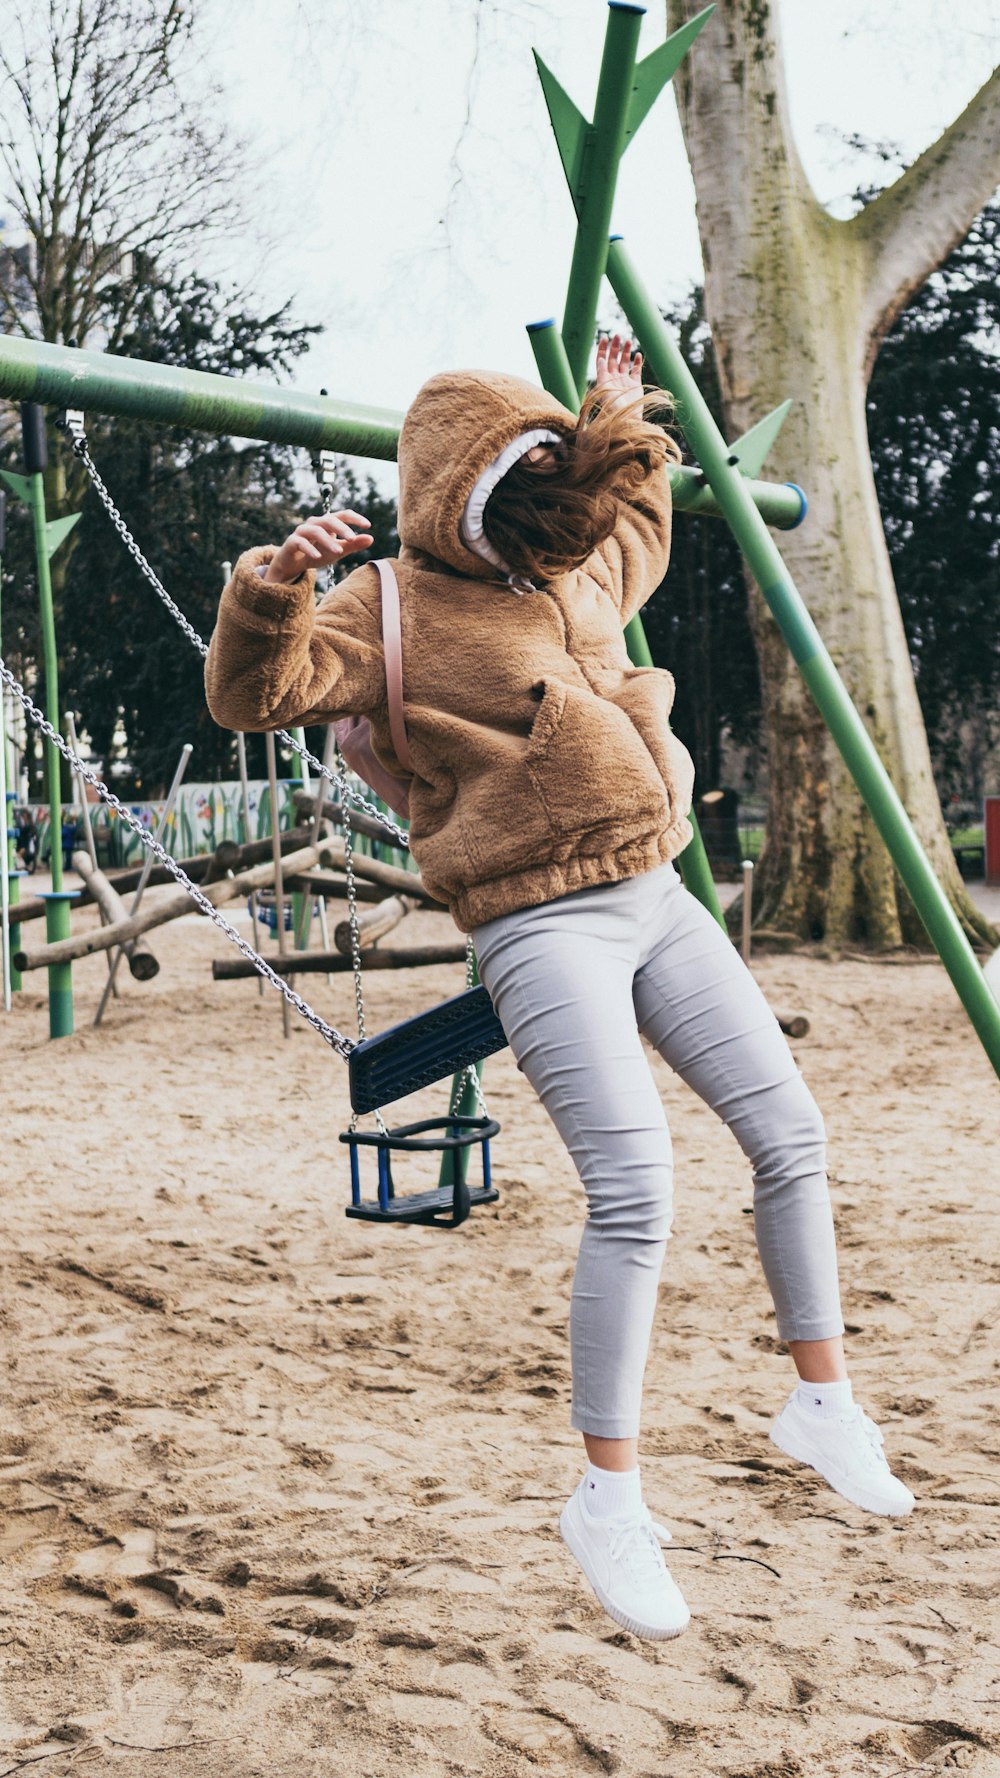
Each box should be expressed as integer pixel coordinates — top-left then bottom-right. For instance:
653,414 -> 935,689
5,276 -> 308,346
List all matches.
293,788 -> 408,849
284,870 -> 385,905
213,941 -> 469,979
777,1013 -> 810,1039
71,851 -> 159,982
14,843 -> 329,973
297,831 -> 439,905
333,892 -> 420,957
10,829 -> 316,927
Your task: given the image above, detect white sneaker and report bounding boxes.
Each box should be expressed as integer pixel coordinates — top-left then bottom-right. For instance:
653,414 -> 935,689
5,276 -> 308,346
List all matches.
559,1481 -> 690,1640
770,1392 -> 915,1517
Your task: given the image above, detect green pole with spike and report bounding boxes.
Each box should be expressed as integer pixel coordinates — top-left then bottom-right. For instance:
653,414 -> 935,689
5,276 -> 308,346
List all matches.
605,234 -> 1000,1080
554,2 -> 645,393
535,0 -> 715,396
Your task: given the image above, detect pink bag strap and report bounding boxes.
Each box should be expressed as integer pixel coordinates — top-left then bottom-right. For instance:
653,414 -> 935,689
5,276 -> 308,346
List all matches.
375,559 -> 414,773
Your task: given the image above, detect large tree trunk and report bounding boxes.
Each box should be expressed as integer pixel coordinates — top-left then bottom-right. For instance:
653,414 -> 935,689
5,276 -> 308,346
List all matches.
667,0 -> 999,948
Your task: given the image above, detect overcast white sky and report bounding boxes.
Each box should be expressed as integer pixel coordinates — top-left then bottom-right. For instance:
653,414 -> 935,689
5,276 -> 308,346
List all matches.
199,0 -> 998,486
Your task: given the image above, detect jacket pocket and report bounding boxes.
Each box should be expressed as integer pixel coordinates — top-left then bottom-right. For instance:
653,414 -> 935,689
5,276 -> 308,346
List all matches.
414,710 -> 555,892
608,671 -> 695,826
526,676 -> 678,846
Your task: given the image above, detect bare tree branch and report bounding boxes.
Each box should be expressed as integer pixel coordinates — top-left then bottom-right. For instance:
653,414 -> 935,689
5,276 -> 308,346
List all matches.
854,62 -> 1000,370
0,0 -> 247,346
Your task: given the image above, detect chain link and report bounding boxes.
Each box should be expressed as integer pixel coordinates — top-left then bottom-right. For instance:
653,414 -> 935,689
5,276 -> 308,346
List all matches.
0,655 -> 356,1060
64,422 -> 411,852
343,810 -> 389,1138
447,935 -> 490,1119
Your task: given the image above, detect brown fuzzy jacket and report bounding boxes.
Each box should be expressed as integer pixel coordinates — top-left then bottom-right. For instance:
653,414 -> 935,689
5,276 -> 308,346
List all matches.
204,370 -> 695,931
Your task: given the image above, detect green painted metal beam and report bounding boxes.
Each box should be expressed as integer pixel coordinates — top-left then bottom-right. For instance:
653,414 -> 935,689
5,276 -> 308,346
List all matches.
0,466 -> 80,904
41,890 -> 78,1038
0,332 -> 402,459
606,233 -> 1000,1080
557,3 -> 644,393
0,331 -> 804,527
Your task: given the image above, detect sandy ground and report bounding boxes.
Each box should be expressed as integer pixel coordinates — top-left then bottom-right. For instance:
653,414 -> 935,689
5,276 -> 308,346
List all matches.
2,876 -> 999,1778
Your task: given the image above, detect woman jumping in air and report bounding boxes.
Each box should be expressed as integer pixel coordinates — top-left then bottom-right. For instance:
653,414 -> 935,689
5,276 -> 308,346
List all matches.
205,335 -> 913,1643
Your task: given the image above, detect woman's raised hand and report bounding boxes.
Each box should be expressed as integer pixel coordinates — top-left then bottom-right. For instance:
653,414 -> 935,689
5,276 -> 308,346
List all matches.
594,333 -> 644,412
264,510 -> 374,584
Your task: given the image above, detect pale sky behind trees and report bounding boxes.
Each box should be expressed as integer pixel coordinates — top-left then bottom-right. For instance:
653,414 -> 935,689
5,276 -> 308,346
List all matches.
201,1 -> 998,490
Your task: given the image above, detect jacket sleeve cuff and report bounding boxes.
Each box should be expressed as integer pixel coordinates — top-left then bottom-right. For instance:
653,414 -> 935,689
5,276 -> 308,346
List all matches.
226,546 -> 316,626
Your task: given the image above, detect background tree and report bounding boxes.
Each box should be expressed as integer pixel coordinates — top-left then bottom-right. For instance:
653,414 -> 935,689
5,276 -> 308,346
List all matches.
867,194 -> 1000,810
0,263 -> 397,794
0,0 -> 397,796
666,0 -> 998,948
0,0 -> 239,350
639,196 -> 1000,818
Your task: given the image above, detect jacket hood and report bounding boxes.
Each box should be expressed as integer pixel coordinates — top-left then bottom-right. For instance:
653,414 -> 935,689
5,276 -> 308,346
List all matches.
397,369 -> 577,580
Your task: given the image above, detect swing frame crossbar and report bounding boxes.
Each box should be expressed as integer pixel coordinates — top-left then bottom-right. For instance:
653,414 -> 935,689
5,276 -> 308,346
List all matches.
341,1114 -> 500,1227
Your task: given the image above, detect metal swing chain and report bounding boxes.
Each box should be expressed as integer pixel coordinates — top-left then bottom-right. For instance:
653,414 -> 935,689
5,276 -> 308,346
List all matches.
0,656 -> 357,1060
322,442 -> 491,1131
448,937 -> 491,1120
342,808 -> 389,1139
46,425 -> 491,1122
318,452 -> 393,1137
62,418 -> 411,852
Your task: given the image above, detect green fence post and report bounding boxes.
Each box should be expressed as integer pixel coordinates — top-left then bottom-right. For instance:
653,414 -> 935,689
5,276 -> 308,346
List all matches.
605,233 -> 1000,1080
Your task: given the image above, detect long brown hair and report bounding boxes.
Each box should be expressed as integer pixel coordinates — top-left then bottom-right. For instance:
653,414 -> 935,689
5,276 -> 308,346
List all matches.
481,384 -> 681,585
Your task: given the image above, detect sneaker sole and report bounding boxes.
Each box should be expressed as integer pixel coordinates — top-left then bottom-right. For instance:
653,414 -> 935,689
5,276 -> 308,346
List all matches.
558,1504 -> 691,1641
769,1418 -> 915,1517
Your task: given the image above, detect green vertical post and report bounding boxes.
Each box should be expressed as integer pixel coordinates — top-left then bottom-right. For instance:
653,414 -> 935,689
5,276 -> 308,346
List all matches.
28,466 -> 64,892
1,407 -> 80,900
535,1 -> 715,396
527,316 -> 726,928
1,407 -> 81,1030
41,890 -> 78,1038
605,234 -> 1000,1080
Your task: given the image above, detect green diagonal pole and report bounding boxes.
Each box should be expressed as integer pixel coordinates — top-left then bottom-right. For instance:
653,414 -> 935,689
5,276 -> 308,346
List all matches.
606,234 -> 1000,1080
526,316 -> 725,928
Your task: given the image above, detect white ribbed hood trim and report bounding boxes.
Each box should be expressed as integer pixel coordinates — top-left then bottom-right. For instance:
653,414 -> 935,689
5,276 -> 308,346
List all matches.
460,427 -> 563,581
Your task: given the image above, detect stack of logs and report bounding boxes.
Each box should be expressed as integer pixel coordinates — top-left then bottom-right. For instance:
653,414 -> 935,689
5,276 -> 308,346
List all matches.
11,787 -> 809,1039
11,792 -> 462,983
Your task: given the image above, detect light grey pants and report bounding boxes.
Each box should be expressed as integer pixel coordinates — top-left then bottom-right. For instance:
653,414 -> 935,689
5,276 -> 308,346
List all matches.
472,862 -> 845,1440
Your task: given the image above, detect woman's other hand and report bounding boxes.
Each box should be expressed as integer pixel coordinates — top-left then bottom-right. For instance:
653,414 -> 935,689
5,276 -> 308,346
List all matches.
594,333 -> 644,415
264,511 -> 374,584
